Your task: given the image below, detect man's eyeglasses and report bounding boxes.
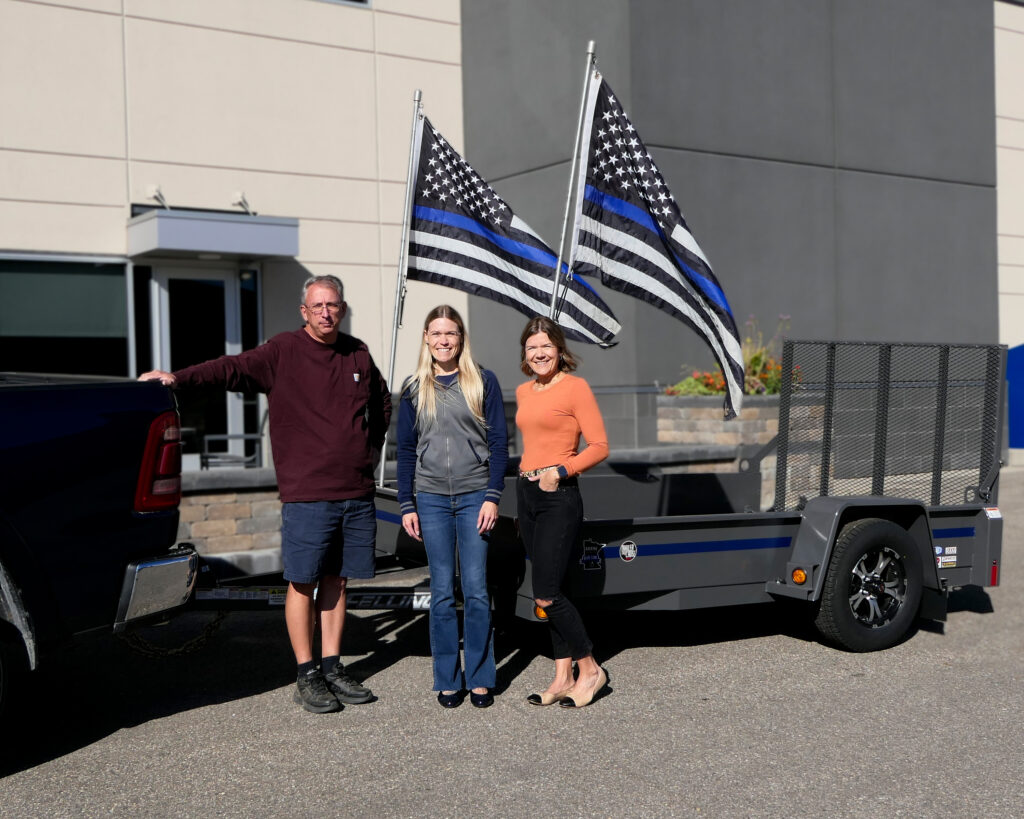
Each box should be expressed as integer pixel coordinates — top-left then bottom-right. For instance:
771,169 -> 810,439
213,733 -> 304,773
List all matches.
305,302 -> 342,315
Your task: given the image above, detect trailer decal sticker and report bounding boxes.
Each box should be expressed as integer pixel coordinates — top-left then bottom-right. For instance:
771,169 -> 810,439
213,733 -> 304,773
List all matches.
932,527 -> 974,539
932,528 -> 971,568
619,541 -> 638,562
602,536 -> 791,559
985,507 -> 1002,519
377,509 -> 402,524
581,539 -> 605,570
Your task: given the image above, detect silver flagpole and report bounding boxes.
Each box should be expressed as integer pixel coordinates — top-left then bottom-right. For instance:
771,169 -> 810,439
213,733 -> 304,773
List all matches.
379,89 -> 423,487
548,40 -> 597,319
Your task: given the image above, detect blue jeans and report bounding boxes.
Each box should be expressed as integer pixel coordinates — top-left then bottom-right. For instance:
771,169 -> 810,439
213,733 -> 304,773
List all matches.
416,490 -> 496,691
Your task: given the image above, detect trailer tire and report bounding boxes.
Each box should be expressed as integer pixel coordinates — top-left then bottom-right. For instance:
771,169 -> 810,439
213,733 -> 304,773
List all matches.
814,518 -> 923,652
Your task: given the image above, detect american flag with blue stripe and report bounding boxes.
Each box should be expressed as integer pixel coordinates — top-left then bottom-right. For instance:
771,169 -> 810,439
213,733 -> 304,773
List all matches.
570,75 -> 744,417
407,117 -> 621,347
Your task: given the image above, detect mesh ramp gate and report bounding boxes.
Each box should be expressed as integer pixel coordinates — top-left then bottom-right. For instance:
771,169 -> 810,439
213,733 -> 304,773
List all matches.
774,340 -> 1005,512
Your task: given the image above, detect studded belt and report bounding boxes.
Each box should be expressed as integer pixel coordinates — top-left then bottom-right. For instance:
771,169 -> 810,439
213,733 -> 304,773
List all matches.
518,465 -> 558,478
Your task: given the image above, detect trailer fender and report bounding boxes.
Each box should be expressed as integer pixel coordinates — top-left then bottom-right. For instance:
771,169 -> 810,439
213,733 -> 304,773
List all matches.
767,496 -> 943,612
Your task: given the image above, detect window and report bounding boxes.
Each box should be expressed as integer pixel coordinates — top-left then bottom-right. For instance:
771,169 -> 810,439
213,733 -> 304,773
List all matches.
0,260 -> 128,376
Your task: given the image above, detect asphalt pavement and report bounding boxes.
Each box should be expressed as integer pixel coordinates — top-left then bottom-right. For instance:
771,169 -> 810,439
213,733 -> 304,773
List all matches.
2,472 -> 1023,817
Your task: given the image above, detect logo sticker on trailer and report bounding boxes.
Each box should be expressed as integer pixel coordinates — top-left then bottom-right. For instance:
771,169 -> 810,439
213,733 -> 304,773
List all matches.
580,540 -> 604,571
619,541 -> 638,562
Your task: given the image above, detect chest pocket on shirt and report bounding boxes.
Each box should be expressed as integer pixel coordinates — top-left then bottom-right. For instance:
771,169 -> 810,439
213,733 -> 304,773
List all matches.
346,369 -> 371,399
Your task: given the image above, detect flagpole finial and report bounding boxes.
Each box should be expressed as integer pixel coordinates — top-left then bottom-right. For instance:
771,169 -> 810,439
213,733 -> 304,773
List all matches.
413,88 -> 422,102
587,40 -> 595,54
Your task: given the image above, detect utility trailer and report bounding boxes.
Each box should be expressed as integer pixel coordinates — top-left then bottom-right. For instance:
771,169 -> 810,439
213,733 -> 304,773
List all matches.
371,339 -> 1006,652
195,339 -> 1005,653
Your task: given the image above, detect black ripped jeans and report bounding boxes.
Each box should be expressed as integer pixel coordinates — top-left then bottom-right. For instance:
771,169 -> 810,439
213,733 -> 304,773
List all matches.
516,477 -> 593,661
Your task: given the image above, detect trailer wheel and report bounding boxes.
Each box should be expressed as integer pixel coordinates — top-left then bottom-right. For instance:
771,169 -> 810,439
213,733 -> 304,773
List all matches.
814,518 -> 923,652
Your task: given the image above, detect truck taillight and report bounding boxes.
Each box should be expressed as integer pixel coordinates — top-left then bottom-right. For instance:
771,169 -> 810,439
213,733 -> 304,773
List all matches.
134,410 -> 182,513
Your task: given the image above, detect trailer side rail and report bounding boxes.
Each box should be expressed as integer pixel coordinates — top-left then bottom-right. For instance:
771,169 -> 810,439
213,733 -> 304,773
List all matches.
774,340 -> 1006,512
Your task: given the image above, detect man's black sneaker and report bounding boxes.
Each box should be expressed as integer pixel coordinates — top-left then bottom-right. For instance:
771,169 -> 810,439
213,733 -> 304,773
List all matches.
294,669 -> 341,713
324,661 -> 373,704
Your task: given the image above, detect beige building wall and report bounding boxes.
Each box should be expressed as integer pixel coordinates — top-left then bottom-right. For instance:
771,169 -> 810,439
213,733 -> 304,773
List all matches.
0,0 -> 467,379
996,2 -> 1024,350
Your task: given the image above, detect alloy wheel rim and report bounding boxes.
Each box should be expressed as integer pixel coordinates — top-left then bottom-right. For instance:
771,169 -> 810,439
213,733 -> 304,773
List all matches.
847,545 -> 907,629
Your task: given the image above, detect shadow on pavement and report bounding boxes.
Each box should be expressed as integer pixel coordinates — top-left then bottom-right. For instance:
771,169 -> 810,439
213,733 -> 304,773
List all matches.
946,584 -> 994,614
0,607 -> 427,778
2,582 -> 997,776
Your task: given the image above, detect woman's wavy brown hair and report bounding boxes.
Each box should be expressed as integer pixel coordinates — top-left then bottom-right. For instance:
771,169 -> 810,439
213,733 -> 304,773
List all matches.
519,316 -> 579,377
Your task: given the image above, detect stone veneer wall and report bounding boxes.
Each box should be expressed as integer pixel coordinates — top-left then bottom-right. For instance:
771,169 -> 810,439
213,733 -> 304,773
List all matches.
177,397 -> 780,563
177,469 -> 281,559
656,394 -> 780,510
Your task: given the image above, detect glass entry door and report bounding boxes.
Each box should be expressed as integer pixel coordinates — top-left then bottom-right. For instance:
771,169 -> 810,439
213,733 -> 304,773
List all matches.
151,266 -> 244,470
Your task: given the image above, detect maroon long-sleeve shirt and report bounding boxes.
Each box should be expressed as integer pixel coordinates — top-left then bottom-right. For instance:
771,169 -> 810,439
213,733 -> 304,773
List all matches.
174,328 -> 392,502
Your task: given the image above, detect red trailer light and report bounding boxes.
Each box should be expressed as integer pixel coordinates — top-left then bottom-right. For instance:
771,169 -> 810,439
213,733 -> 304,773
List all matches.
991,561 -> 999,587
134,410 -> 182,512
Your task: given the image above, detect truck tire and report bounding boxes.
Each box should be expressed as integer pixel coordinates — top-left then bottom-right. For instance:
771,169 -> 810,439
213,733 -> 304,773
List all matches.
0,628 -> 27,729
814,518 -> 923,652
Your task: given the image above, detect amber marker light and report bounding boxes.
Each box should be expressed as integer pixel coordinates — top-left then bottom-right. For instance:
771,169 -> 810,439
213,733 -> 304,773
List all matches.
791,568 -> 808,585
534,604 -> 548,620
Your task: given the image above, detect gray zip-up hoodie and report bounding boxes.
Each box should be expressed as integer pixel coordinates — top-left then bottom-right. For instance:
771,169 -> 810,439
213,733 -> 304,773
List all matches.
396,369 -> 508,514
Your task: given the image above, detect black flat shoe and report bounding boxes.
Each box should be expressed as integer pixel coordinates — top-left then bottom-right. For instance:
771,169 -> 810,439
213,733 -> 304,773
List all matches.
437,690 -> 464,709
469,691 -> 494,708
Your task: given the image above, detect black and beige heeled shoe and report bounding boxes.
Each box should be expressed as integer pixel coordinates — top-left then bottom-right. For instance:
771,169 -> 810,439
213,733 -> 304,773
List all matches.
526,686 -> 572,706
559,667 -> 609,709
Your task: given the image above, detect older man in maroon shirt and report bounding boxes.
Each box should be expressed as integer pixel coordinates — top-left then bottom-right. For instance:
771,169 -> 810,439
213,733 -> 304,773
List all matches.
140,274 -> 391,713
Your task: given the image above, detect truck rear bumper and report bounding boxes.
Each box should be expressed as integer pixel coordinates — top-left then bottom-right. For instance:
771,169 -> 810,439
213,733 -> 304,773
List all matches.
113,546 -> 198,633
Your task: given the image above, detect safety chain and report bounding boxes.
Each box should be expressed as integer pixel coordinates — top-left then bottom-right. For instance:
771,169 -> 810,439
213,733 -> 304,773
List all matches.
118,611 -> 228,658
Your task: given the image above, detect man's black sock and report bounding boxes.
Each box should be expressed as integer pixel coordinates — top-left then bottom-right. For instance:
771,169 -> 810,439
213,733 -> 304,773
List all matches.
297,660 -> 317,678
321,655 -> 340,674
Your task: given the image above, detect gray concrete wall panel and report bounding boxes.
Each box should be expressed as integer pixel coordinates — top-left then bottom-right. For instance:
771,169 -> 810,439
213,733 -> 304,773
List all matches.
461,0 -> 630,182
832,0 -> 996,184
629,0 -> 834,166
834,171 -> 998,342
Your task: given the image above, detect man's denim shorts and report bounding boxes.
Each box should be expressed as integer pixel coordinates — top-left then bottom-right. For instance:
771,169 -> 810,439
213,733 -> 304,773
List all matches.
281,496 -> 377,584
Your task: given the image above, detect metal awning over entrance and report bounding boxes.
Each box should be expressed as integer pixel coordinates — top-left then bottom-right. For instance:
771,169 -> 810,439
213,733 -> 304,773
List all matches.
127,209 -> 299,260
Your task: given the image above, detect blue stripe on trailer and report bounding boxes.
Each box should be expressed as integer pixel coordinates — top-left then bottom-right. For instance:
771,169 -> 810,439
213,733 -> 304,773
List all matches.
932,527 -> 975,539
377,509 -> 402,524
600,536 -> 791,559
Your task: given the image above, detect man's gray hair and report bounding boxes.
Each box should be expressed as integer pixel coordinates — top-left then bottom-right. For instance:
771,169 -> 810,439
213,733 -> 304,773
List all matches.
301,274 -> 344,305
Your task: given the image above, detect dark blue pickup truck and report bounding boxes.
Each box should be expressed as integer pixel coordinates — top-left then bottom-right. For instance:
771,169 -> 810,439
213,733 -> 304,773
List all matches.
0,373 -> 197,723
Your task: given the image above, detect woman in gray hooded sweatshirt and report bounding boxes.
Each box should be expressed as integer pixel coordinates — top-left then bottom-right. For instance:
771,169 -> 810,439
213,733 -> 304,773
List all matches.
396,305 -> 508,709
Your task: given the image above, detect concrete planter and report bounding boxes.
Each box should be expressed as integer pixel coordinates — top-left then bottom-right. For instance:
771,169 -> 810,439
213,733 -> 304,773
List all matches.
656,394 -> 780,509
656,394 -> 780,447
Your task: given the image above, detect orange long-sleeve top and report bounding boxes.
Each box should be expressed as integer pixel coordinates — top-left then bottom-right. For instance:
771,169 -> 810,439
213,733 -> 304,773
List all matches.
515,374 -> 609,477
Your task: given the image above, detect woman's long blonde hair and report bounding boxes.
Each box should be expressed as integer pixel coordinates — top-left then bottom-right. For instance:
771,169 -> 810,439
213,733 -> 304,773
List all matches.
408,305 -> 485,429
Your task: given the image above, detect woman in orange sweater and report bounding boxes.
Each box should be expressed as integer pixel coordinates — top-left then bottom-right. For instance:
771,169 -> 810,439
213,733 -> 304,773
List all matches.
515,316 -> 610,708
